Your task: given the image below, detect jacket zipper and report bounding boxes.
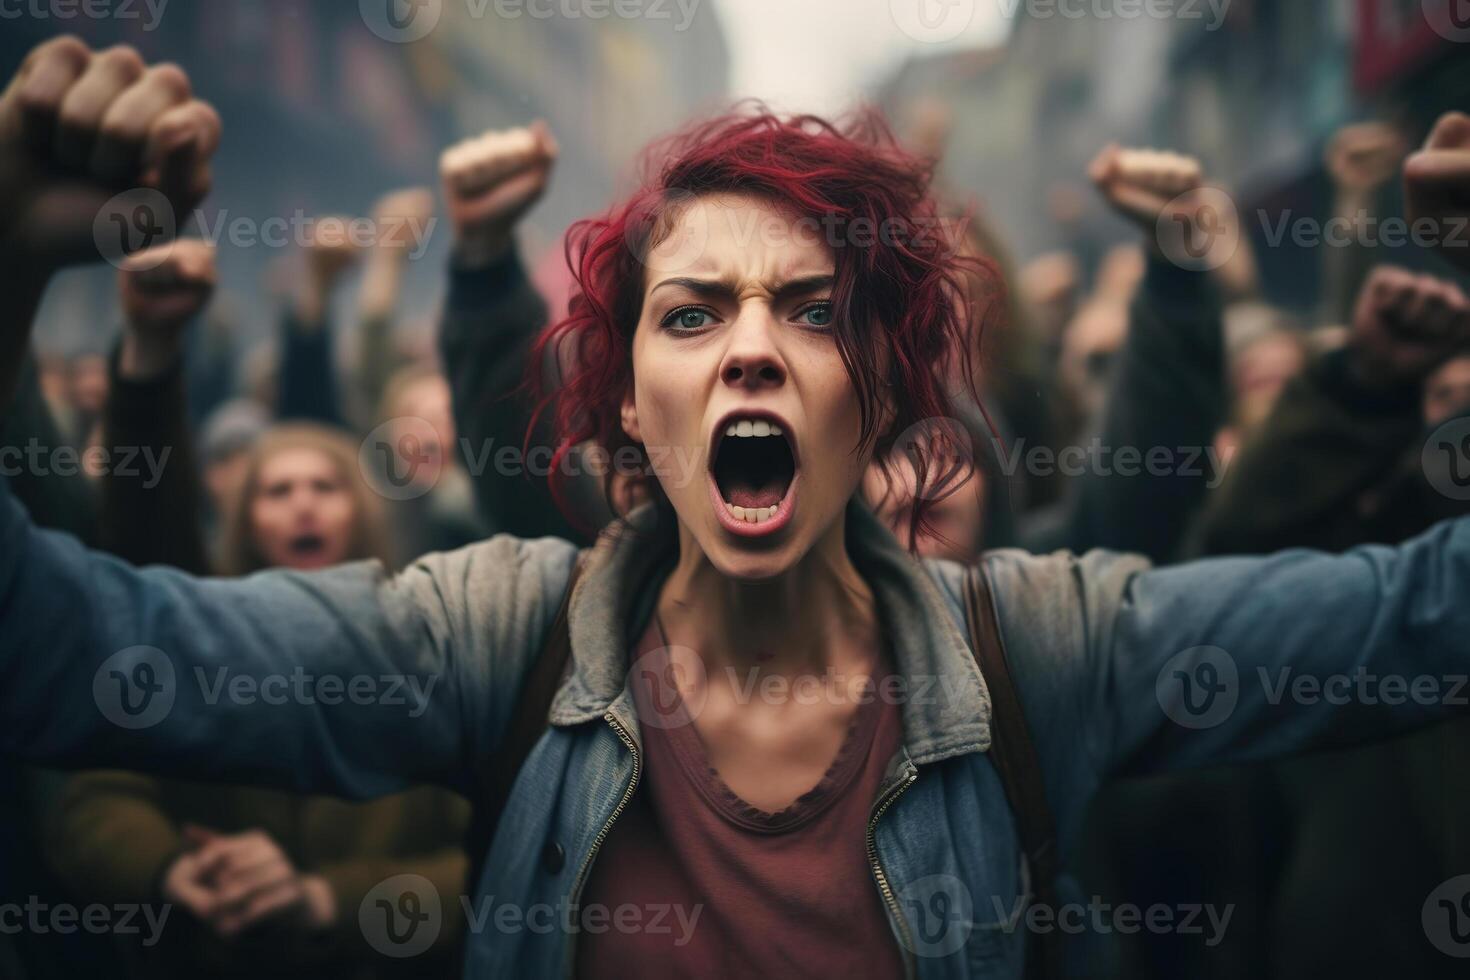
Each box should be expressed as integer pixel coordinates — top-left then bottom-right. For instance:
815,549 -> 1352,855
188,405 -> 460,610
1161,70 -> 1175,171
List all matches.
867,764 -> 920,980
563,711 -> 642,978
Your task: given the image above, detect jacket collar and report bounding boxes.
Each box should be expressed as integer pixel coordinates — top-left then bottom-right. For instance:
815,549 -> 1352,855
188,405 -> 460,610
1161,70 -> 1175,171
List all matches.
548,501 -> 992,766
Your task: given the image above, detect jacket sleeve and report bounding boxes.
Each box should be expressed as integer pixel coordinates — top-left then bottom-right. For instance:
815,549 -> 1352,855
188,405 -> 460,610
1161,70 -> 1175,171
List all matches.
438,251 -> 605,543
988,515 -> 1470,847
97,348 -> 210,573
47,770 -> 182,905
277,309 -> 345,428
1019,258 -> 1226,563
1193,347 -> 1423,555
0,474 -> 578,800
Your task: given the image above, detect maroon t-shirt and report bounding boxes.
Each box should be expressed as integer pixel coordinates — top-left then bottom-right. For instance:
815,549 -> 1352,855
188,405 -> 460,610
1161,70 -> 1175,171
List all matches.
576,619 -> 907,979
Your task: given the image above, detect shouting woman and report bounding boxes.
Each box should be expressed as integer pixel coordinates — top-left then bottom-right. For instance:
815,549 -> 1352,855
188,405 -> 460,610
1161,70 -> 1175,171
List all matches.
3,38 -> 1470,979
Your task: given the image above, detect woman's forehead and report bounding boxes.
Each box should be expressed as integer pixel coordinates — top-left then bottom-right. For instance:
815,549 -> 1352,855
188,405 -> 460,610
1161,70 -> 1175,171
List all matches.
650,192 -> 837,290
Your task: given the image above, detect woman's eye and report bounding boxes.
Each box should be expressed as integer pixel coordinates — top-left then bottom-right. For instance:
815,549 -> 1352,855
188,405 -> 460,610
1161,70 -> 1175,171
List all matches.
797,303 -> 834,328
662,307 -> 714,331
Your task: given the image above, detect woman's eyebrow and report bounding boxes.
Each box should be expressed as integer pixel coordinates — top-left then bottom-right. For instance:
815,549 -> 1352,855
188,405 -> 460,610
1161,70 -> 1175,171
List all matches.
648,273 -> 835,300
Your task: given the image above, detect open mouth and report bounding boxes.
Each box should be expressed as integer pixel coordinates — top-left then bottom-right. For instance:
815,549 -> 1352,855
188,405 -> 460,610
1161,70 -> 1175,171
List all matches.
287,532 -> 328,559
709,412 -> 798,533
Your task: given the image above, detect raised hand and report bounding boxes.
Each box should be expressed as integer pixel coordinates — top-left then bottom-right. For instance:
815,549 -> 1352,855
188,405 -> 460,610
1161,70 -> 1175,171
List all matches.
371,185 -> 435,251
440,120 -> 558,266
1405,111 -> 1470,275
1346,265 -> 1470,390
0,36 -> 220,275
1089,144 -> 1255,295
117,238 -> 217,379
1326,122 -> 1409,199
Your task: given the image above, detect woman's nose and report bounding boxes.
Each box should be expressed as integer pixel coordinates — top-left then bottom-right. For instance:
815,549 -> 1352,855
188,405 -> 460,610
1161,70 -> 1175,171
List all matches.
719,316 -> 787,390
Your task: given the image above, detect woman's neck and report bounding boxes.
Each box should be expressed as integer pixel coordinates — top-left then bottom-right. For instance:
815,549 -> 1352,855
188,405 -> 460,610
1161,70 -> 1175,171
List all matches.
658,515 -> 881,677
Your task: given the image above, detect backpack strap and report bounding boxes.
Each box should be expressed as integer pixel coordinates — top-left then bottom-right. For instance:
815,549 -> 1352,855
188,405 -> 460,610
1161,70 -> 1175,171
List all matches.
466,559 -> 584,889
962,564 -> 1063,979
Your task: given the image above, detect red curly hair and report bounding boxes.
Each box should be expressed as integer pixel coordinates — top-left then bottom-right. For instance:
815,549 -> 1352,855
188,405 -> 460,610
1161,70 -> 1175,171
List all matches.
531,106 -> 1003,546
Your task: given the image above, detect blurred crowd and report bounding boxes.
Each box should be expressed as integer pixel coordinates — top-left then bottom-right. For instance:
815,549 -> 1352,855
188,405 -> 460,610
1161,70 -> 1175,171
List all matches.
2,32 -> 1470,980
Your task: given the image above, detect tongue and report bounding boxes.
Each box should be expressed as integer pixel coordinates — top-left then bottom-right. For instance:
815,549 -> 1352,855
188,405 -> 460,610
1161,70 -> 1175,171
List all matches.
725,478 -> 785,510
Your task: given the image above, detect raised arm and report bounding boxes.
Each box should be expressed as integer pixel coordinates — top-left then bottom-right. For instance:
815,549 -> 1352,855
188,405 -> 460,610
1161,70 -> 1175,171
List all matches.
1021,148 -> 1231,562
0,37 -> 575,799
1196,266 -> 1470,554
437,123 -> 606,541
1406,111 -> 1470,276
277,219 -> 357,426
99,238 -> 218,571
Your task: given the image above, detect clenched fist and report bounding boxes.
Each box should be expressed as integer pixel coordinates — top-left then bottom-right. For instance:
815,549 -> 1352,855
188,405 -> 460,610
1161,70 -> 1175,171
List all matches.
1347,266 -> 1470,390
117,238 -> 216,379
0,36 -> 220,275
1089,144 -> 1254,293
440,121 -> 557,266
1327,122 -> 1408,197
1405,111 -> 1470,275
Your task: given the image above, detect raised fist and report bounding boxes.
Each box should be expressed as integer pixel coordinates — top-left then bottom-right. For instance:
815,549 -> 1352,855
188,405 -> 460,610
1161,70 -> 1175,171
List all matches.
371,185 -> 434,251
1347,266 -> 1470,390
1404,111 -> 1470,275
1326,122 -> 1408,197
1089,145 -> 1204,231
440,121 -> 557,265
1089,144 -> 1250,288
0,36 -> 220,274
302,215 -> 361,282
120,238 -> 216,333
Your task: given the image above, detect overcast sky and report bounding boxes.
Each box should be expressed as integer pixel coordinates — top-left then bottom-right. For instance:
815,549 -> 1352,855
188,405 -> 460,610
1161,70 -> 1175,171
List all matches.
710,0 -> 1012,115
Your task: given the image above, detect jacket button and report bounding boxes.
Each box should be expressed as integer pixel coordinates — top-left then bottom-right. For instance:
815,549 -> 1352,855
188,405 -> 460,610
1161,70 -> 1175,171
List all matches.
543,840 -> 566,874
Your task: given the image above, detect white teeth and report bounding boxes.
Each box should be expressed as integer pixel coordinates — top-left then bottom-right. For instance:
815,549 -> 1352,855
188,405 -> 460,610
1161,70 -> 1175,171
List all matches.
724,500 -> 783,524
722,418 -> 787,439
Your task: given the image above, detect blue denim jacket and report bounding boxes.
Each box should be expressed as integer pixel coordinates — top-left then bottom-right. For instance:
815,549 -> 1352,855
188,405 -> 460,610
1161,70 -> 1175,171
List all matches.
3,480 -> 1469,978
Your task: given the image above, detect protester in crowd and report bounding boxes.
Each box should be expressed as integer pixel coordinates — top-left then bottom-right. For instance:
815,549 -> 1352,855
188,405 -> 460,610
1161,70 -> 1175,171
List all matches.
43,242 -> 470,980
8,44 -> 1470,980
438,121 -> 609,541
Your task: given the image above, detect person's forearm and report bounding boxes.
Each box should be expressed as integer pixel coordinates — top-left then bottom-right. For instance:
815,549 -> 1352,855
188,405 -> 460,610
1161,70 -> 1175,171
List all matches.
1028,258 -> 1225,562
0,273 -> 47,423
100,338 -> 211,573
49,771 -> 183,906
278,307 -> 344,426
440,249 -> 601,541
0,475 -> 477,798
1196,348 -> 1421,555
